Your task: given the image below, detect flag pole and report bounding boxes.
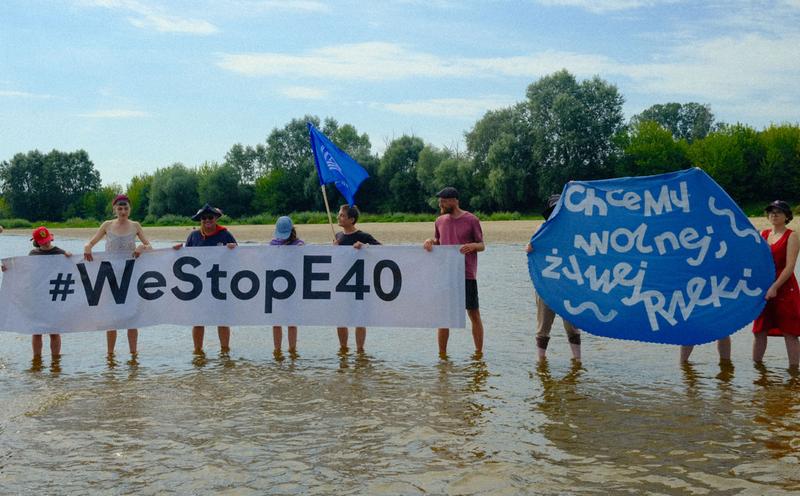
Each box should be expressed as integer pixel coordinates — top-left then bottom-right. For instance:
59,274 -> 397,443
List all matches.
321,185 -> 337,243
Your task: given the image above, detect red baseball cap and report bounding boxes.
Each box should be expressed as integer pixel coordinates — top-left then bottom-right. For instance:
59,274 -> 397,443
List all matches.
31,226 -> 54,244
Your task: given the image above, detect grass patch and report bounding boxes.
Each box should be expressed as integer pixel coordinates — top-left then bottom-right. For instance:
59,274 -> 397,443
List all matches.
0,218 -> 34,228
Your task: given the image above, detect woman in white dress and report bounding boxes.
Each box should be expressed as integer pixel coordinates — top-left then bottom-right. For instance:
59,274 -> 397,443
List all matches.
84,194 -> 152,356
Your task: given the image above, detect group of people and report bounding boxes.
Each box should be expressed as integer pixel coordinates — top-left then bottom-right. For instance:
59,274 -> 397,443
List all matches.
0,187 -> 486,361
2,192 -> 799,370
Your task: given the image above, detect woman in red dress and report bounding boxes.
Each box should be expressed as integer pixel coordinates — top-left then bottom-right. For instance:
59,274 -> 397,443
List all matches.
753,200 -> 800,369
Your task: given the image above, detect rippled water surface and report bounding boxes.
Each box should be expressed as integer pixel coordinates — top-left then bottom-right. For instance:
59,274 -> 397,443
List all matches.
1,235 -> 799,494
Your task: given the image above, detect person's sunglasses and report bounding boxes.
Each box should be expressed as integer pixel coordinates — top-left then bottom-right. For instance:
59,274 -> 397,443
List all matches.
200,214 -> 216,220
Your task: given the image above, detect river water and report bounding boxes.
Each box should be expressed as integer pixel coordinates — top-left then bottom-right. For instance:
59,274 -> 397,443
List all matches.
0,234 -> 798,494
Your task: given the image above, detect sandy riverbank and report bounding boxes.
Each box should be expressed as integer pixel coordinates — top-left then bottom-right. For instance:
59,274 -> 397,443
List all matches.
4,220 -> 543,245
3,217 -> 773,245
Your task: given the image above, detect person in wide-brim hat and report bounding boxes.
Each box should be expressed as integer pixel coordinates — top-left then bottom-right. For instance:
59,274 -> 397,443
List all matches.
175,202 -> 237,354
191,203 -> 224,221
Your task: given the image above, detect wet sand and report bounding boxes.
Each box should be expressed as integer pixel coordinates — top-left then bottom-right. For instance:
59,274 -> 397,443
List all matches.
3,217 -> 775,245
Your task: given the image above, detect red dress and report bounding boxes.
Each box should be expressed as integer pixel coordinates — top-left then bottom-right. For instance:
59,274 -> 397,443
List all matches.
752,229 -> 800,336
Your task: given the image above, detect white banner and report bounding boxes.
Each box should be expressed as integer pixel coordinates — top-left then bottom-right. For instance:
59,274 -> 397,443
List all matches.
0,246 -> 466,334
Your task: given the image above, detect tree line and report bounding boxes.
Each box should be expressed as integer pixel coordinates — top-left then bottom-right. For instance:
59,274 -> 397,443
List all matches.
2,69 -> 799,223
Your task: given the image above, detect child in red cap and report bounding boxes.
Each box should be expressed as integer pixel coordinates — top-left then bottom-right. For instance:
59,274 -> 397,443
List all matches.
28,226 -> 72,361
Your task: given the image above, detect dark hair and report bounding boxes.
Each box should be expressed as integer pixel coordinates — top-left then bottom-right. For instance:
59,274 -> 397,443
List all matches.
766,200 -> 794,222
339,204 -> 360,224
282,227 -> 298,245
32,239 -> 40,248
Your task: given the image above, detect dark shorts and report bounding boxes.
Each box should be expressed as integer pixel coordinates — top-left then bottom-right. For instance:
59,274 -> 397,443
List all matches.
465,279 -> 479,310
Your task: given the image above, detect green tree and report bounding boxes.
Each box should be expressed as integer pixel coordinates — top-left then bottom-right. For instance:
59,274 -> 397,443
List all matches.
148,163 -> 200,217
616,121 -> 691,177
252,115 -> 375,213
69,184 -> 123,220
379,135 -> 426,212
254,168 -> 303,214
224,143 -> 267,184
525,70 -> 625,199
0,195 -> 10,218
126,173 -> 152,220
465,105 -> 526,209
631,102 -> 714,143
416,145 -> 477,210
0,149 -> 102,220
198,162 -> 254,218
688,124 -> 764,202
757,124 -> 800,200
416,145 -> 452,200
485,133 -> 531,210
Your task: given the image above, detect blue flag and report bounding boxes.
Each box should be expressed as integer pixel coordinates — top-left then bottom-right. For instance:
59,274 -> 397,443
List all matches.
308,123 -> 369,206
528,168 -> 774,345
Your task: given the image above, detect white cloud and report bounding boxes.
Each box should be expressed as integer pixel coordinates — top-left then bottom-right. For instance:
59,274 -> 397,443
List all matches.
535,0 -> 674,13
279,86 -> 329,99
218,42 -> 460,80
379,97 -> 516,118
620,33 -> 800,101
78,109 -> 150,118
79,0 -> 218,34
227,0 -> 330,13
699,0 -> 800,37
216,30 -> 800,110
217,42 -> 613,80
0,90 -> 53,99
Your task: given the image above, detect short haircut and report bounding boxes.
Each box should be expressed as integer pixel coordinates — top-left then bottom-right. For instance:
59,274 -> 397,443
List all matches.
339,204 -> 360,224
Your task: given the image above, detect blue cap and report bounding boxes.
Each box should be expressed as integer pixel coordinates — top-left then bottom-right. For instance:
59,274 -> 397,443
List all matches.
274,216 -> 293,240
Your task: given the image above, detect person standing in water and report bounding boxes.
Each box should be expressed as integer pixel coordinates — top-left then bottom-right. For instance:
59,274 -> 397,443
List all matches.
526,194 -> 581,362
3,227 -> 73,362
752,200 -> 800,370
174,203 -> 238,354
423,187 -> 485,358
270,216 -> 304,357
84,194 -> 151,356
334,204 -> 380,354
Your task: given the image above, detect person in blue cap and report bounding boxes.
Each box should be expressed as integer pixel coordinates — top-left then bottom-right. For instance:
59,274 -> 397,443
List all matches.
174,203 -> 237,354
269,216 -> 304,356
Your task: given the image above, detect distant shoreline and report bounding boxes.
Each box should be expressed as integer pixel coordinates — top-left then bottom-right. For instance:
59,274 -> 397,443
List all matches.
3,217 -> 773,245
2,220 -> 543,245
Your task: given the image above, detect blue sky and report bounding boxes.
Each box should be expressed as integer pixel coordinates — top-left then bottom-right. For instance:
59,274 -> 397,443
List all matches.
2,0 -> 799,187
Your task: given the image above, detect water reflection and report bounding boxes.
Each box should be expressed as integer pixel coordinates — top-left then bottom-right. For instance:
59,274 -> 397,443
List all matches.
2,243 -> 800,493
191,351 -> 207,369
50,356 -> 62,376
752,363 -> 800,461
716,359 -> 735,384
29,356 -> 44,373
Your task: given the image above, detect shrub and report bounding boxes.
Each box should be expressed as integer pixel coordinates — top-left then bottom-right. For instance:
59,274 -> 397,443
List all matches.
236,213 -> 276,225
156,214 -> 193,226
0,218 -> 33,228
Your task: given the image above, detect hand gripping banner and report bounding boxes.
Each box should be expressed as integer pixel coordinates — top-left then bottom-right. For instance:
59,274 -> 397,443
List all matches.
0,246 -> 465,334
528,168 -> 774,345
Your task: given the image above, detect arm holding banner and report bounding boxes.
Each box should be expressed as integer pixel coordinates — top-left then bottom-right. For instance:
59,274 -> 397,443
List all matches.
133,222 -> 153,258
460,241 -> 484,255
84,220 -> 112,261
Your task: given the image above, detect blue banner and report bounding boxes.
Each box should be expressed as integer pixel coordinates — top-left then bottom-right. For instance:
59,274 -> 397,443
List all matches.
308,123 -> 369,206
528,168 -> 774,345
